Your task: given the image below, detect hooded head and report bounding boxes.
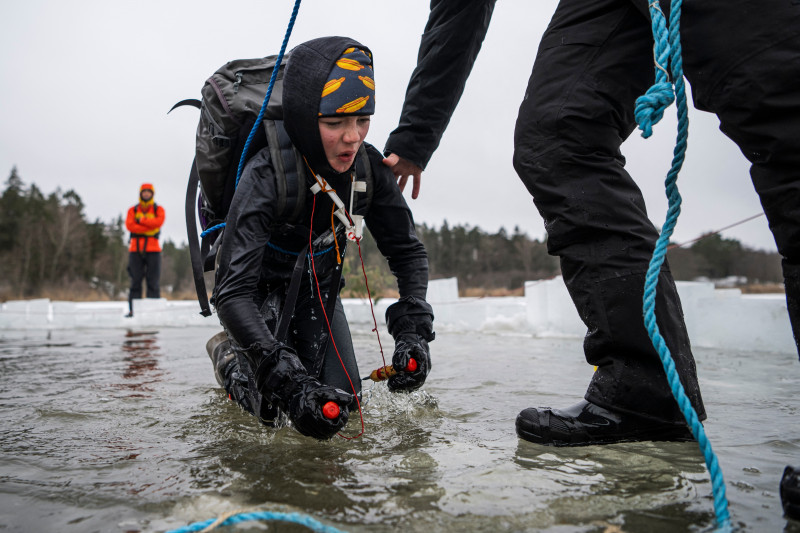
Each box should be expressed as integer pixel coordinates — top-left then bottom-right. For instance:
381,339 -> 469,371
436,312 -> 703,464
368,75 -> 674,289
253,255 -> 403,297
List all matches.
139,183 -> 154,203
283,36 -> 374,179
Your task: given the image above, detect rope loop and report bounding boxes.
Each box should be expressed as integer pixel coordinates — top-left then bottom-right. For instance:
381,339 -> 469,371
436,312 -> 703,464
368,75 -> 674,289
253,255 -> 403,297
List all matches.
635,82 -> 675,138
635,0 -> 674,137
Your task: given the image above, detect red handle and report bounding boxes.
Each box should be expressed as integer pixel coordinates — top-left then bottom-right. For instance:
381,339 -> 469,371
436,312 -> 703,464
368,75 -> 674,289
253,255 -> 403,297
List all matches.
365,358 -> 419,382
322,401 -> 340,419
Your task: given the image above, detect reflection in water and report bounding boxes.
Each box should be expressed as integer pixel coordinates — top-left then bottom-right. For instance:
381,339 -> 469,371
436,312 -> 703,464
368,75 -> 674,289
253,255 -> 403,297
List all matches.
116,329 -> 164,396
513,440 -> 714,529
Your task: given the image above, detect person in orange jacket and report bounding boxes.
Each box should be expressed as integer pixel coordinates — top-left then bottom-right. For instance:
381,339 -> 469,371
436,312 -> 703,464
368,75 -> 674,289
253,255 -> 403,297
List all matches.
125,183 -> 166,314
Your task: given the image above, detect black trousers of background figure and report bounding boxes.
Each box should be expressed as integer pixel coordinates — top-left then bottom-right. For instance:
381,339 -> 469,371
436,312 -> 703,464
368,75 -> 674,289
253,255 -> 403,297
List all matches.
512,0 -> 800,422
128,252 -> 161,299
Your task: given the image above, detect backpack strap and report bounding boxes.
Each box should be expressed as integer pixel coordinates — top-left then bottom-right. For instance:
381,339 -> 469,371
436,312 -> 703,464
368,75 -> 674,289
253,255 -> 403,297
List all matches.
275,244 -> 309,342
264,120 -> 288,218
274,242 -> 344,346
291,146 -> 309,220
168,99 -> 201,113
264,119 -> 307,223
185,159 -> 213,317
355,144 -> 373,213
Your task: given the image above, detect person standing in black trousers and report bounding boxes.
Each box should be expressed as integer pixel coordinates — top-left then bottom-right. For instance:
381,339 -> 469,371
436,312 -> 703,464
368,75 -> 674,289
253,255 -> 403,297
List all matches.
382,0 -> 800,445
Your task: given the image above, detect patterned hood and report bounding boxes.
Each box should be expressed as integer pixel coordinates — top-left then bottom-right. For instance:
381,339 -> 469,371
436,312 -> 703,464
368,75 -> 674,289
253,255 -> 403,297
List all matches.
283,36 -> 373,180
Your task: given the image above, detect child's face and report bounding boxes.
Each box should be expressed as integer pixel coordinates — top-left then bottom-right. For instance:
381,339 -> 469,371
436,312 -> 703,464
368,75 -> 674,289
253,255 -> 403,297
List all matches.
318,116 -> 371,173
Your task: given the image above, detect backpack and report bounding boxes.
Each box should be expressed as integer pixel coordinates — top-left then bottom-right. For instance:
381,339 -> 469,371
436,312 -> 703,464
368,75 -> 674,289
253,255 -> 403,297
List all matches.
172,53 -> 373,317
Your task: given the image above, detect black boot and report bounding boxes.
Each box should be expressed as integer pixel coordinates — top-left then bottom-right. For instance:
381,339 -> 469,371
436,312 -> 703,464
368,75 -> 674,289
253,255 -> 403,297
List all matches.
516,400 -> 695,446
516,271 -> 705,446
782,466 -> 800,521
206,332 -> 282,425
206,331 -> 236,388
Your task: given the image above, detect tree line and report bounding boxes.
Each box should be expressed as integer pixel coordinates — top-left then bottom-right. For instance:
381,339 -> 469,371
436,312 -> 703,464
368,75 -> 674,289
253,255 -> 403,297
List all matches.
0,168 -> 784,301
0,167 -> 191,301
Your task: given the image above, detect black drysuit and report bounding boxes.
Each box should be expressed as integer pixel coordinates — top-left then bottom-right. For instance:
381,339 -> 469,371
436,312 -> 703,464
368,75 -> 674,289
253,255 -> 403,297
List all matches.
214,37 -> 433,421
385,0 -> 800,423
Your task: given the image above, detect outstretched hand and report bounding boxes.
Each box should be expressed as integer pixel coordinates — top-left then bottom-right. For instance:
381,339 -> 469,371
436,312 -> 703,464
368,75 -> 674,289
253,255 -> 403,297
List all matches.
383,153 -> 423,199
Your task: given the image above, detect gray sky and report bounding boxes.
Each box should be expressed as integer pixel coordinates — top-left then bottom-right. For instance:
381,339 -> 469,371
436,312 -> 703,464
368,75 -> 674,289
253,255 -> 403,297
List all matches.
0,0 -> 777,252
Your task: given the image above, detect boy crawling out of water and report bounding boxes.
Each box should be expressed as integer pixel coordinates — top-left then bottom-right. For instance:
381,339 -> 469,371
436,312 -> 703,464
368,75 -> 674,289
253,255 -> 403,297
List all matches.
207,36 -> 434,440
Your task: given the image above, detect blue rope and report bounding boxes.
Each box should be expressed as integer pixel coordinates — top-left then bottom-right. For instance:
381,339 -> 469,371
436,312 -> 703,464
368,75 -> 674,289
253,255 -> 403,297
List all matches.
235,0 -> 301,189
635,1 -> 731,530
200,222 -> 225,239
166,510 -> 349,533
200,0 -> 302,239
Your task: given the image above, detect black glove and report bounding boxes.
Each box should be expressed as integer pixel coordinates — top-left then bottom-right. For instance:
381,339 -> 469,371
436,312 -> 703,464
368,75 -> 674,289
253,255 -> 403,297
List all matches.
385,296 -> 435,393
388,333 -> 431,392
245,344 -> 354,440
288,378 -> 353,439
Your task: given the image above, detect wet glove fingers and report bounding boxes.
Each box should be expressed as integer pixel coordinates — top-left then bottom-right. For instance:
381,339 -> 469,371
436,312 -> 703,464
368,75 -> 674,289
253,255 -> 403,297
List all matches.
388,336 -> 431,392
288,381 -> 353,440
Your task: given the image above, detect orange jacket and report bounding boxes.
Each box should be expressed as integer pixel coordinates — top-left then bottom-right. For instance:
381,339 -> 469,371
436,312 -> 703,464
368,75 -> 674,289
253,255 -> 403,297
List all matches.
126,201 -> 166,253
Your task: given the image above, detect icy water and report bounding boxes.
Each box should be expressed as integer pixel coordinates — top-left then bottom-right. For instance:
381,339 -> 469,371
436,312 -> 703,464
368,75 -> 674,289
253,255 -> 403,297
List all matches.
1,325 -> 798,533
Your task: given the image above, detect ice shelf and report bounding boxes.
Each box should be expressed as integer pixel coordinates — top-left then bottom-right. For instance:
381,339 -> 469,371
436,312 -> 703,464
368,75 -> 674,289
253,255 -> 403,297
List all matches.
0,277 -> 794,354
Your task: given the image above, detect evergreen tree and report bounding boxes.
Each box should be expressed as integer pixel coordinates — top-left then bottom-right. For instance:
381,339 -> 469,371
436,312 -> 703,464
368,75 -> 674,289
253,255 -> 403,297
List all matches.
690,233 -> 743,278
0,166 -> 24,252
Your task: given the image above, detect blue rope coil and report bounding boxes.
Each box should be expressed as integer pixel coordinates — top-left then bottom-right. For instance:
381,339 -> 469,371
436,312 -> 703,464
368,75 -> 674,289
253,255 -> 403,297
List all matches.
636,1 -> 731,530
200,0 -> 302,238
166,510 -> 349,533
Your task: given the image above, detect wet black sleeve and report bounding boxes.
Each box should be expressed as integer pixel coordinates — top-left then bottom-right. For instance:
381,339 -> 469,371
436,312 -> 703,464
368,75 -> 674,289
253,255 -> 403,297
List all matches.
214,149 -> 281,350
362,146 -> 429,300
383,0 -> 496,169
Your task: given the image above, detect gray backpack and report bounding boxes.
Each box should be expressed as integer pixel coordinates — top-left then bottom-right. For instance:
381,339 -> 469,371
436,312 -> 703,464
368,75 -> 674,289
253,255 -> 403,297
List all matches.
172,54 -> 304,315
172,53 -> 372,316
173,54 -> 297,227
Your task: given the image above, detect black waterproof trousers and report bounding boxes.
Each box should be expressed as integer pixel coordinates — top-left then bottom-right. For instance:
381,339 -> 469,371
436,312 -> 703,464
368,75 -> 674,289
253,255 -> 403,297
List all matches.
513,0 -> 800,422
128,251 -> 161,299
224,296 -> 362,423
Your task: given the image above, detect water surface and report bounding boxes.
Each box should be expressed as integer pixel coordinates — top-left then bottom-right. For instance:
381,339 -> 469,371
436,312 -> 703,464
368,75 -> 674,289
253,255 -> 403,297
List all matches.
1,326 -> 798,532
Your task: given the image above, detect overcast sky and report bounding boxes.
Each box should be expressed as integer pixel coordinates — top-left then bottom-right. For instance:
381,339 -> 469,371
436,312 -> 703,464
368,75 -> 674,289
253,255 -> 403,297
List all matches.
0,0 -> 778,253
